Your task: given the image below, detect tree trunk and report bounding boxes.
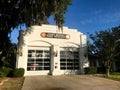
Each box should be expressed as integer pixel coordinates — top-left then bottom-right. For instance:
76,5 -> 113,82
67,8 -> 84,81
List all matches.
106,68 -> 110,77
106,60 -> 112,77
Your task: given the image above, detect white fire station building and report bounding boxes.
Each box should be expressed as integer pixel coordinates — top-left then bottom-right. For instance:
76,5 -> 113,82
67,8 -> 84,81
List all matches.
16,25 -> 89,76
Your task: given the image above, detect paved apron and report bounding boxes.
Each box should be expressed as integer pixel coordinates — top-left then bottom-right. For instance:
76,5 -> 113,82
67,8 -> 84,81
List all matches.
22,75 -> 120,90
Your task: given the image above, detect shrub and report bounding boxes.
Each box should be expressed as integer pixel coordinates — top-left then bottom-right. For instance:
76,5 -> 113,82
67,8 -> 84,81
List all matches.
97,67 -> 106,74
85,67 -> 97,74
0,67 -> 12,77
13,68 -> 25,77
7,69 -> 14,77
0,72 -> 5,78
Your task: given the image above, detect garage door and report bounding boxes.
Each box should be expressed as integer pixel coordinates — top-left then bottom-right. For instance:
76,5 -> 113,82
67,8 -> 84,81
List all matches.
27,47 -> 50,71
60,47 -> 79,70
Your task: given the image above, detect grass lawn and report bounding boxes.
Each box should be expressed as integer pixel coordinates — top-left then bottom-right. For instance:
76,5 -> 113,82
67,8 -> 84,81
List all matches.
95,72 -> 120,81
109,72 -> 120,81
0,77 -> 24,90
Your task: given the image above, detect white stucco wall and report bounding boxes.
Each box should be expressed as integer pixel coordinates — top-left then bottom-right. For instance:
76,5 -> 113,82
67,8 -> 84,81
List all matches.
16,24 -> 89,76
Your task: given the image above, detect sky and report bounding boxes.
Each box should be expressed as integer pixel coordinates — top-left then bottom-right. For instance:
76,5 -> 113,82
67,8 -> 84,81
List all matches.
11,0 -> 120,43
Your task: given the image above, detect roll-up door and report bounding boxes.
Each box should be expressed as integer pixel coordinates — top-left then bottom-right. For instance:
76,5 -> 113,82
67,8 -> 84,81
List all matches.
60,47 -> 79,70
27,47 -> 50,71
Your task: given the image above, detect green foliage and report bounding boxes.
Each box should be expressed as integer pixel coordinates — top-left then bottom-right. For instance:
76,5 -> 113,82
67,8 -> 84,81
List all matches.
88,25 -> 120,77
0,72 -> 5,78
0,0 -> 71,32
85,67 -> 97,74
0,43 -> 17,69
0,0 -> 71,70
13,68 -> 25,77
0,67 -> 12,77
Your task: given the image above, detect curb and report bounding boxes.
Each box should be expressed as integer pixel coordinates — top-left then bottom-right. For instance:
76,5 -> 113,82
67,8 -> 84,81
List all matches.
0,78 -> 9,85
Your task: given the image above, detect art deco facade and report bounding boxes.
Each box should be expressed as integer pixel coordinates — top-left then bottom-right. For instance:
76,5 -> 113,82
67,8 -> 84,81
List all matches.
16,25 -> 89,76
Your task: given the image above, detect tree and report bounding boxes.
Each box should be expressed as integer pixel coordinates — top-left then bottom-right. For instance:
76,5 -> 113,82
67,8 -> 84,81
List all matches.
0,43 -> 17,69
0,0 -> 71,31
0,0 -> 71,68
89,26 -> 120,77
87,41 -> 99,67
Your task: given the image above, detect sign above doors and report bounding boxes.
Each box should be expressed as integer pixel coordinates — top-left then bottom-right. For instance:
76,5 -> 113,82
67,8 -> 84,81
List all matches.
40,32 -> 70,39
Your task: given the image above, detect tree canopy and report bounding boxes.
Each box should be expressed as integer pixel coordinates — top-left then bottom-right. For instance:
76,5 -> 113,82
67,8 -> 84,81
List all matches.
0,0 -> 71,68
89,26 -> 120,77
0,0 -> 71,32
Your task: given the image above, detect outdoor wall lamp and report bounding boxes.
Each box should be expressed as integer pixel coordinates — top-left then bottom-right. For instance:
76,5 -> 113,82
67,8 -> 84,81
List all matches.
54,50 -> 58,57
18,47 -> 23,56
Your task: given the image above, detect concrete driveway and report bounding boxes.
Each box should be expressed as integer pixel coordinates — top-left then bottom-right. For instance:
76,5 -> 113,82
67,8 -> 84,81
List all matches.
22,75 -> 120,90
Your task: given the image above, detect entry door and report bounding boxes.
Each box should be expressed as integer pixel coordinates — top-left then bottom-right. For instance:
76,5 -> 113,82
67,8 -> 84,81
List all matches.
27,47 -> 51,71
60,47 -> 79,70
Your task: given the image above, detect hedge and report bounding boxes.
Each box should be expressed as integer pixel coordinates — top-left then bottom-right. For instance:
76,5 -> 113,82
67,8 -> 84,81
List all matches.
0,67 -> 12,77
13,68 -> 25,77
0,72 -> 5,78
85,67 -> 97,74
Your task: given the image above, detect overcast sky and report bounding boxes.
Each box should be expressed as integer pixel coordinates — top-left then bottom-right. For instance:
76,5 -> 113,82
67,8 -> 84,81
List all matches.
11,0 -> 120,43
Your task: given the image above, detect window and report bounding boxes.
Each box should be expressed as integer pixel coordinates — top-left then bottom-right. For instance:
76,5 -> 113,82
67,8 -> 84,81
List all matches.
27,49 -> 50,71
60,47 -> 79,70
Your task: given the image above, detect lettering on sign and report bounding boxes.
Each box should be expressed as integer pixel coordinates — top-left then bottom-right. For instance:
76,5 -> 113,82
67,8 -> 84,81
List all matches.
40,32 -> 70,39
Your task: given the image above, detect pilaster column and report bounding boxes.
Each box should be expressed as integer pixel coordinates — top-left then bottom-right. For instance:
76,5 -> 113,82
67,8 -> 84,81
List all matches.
51,45 -> 60,75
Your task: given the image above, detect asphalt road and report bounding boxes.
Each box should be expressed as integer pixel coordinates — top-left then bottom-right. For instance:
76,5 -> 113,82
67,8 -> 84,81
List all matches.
22,75 -> 120,90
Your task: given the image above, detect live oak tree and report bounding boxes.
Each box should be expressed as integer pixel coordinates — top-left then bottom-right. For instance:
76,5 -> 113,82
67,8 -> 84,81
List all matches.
0,0 -> 71,68
89,26 -> 120,77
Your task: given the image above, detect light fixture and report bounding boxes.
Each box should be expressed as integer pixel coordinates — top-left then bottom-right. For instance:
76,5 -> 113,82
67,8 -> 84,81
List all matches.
18,47 -> 23,56
54,50 -> 58,57
66,34 -> 70,39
